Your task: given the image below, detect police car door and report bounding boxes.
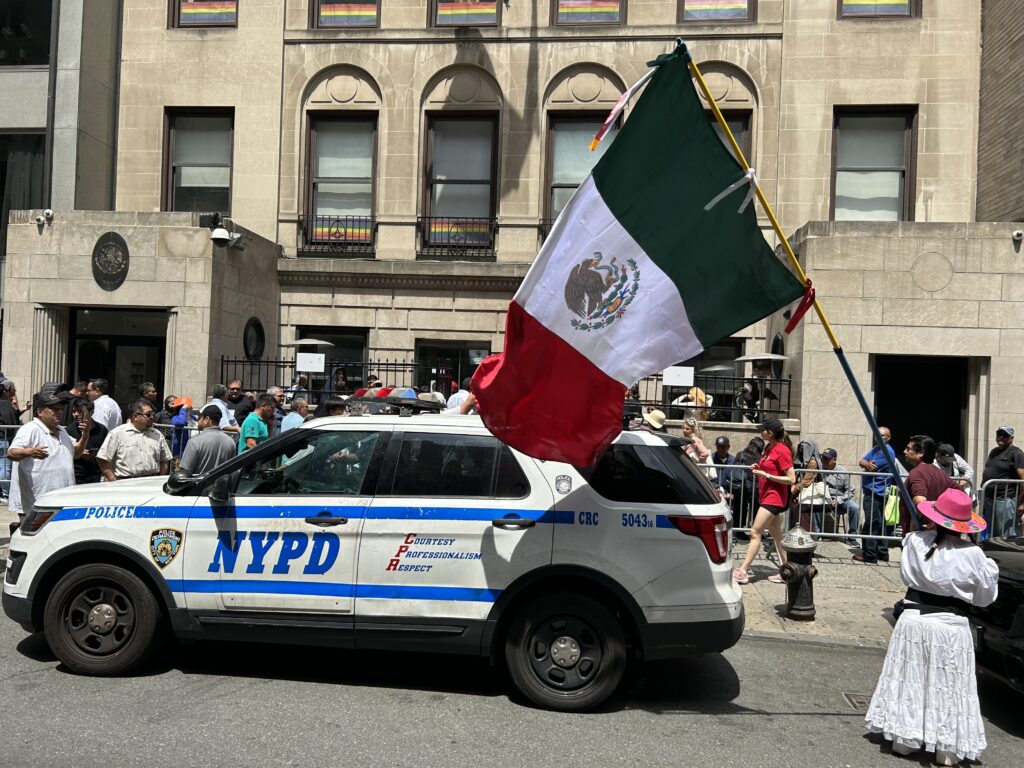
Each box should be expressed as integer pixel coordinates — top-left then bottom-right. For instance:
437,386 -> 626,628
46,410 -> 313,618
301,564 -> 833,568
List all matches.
183,425 -> 388,615
357,427 -> 553,628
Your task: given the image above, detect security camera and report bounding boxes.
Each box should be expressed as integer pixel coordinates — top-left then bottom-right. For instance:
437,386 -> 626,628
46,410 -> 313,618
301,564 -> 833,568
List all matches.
210,226 -> 241,248
1013,230 -> 1024,242
43,209 -> 53,221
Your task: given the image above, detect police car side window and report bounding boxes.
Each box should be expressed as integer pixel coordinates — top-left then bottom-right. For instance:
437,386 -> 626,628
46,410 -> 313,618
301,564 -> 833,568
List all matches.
391,433 -> 498,498
494,445 -> 531,498
236,431 -> 380,496
582,445 -> 716,505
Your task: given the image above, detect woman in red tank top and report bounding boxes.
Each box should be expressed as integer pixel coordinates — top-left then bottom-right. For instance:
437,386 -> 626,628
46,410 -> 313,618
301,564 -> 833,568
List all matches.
733,419 -> 796,585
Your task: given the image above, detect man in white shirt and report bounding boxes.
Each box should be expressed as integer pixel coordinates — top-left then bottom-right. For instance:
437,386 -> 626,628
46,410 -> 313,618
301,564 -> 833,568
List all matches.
446,377 -> 472,411
6,394 -> 91,517
87,378 -> 123,432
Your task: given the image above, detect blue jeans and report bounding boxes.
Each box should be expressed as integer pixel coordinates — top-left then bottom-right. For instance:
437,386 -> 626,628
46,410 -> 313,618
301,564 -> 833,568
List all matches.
837,499 -> 860,540
983,496 -> 1019,541
861,491 -> 892,561
0,438 -> 10,498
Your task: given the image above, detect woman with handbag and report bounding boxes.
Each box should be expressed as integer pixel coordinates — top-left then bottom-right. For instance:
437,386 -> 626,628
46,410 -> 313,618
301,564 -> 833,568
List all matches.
865,488 -> 997,765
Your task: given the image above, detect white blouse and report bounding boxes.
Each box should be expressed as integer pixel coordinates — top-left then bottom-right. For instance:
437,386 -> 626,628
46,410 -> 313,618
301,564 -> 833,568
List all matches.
900,530 -> 999,608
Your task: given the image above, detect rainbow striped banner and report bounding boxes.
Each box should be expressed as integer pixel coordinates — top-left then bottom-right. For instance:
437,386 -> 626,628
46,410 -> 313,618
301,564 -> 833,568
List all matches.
840,0 -> 911,16
312,219 -> 372,242
428,219 -> 491,244
435,1 -> 498,26
557,1 -> 621,24
178,0 -> 238,25
318,1 -> 378,27
681,0 -> 749,21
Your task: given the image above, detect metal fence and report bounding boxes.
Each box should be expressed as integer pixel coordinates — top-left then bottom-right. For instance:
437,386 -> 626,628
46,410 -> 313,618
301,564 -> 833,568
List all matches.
632,373 -> 792,423
978,478 -> 1023,540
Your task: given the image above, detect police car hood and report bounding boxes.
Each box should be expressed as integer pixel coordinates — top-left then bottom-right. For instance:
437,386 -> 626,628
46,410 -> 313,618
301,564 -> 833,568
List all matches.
34,476 -> 168,508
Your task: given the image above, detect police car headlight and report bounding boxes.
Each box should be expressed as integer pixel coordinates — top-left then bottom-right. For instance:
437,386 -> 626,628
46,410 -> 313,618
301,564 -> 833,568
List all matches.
20,506 -> 59,536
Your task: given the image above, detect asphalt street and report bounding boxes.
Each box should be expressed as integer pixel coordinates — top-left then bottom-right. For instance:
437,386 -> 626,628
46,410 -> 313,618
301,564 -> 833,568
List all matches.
1,615 -> 1022,768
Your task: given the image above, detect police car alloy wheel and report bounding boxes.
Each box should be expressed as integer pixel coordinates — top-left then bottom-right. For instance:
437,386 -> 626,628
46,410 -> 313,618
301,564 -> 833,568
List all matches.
43,564 -> 162,675
506,592 -> 627,712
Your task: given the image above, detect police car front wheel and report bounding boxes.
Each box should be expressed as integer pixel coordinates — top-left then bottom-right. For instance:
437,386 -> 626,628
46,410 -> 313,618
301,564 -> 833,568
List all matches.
506,592 -> 627,712
43,563 -> 163,675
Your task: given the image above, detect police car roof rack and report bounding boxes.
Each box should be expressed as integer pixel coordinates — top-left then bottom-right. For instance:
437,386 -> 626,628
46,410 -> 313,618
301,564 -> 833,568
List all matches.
345,395 -> 444,417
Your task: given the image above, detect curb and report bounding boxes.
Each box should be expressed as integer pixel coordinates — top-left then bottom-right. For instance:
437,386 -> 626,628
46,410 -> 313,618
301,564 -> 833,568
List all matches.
741,630 -> 889,651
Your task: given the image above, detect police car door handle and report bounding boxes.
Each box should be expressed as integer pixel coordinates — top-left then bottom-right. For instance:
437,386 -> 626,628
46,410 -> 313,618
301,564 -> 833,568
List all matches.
491,516 -> 536,529
305,514 -> 348,527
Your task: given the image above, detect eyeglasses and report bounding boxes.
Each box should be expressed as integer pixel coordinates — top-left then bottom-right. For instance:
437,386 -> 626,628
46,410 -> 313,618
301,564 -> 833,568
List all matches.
133,412 -> 155,419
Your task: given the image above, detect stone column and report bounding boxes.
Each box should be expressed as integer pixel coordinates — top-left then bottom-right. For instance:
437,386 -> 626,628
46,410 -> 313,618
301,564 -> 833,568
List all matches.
164,309 -> 178,400
31,305 -> 69,396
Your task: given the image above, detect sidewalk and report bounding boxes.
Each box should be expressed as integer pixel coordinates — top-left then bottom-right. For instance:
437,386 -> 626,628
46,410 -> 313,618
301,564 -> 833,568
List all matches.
735,537 -> 903,648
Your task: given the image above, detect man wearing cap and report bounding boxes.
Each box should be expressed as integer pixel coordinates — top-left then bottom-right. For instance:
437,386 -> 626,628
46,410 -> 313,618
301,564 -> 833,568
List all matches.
821,448 -> 861,547
5,395 -> 91,517
179,405 -> 237,477
96,399 -> 172,481
855,426 -> 901,564
980,425 -> 1024,540
933,443 -> 974,491
710,435 -> 736,490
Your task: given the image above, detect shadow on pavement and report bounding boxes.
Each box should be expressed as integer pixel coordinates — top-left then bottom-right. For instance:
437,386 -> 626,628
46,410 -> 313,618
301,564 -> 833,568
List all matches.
978,675 -> 1024,738
16,632 -> 55,662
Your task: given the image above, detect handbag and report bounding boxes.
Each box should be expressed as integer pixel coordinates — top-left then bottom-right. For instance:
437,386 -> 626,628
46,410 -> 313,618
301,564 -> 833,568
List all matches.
883,485 -> 901,526
798,480 -> 829,506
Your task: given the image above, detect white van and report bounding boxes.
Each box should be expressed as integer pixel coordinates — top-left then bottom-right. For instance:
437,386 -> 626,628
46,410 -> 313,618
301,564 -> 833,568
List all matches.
3,414 -> 743,711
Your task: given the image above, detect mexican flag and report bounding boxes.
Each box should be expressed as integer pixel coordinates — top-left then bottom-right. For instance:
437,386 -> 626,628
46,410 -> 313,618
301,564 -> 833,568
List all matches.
472,46 -> 805,466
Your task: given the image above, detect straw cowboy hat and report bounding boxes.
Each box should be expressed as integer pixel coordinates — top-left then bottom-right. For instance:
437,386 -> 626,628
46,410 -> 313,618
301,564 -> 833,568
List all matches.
917,488 -> 986,534
642,409 -> 666,430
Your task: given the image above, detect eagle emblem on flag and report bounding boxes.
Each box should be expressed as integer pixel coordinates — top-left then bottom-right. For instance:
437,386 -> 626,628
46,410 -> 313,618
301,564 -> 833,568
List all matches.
564,252 -> 640,331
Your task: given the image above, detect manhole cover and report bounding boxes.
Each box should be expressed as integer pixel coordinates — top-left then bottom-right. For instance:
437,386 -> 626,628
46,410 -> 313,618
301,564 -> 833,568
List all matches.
842,692 -> 871,712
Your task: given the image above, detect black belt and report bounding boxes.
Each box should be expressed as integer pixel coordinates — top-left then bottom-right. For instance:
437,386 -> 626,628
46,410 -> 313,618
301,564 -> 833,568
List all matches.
900,588 -> 972,618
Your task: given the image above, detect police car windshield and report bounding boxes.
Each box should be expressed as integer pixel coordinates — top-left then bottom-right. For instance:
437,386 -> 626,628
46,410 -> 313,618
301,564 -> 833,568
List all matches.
579,444 -> 718,505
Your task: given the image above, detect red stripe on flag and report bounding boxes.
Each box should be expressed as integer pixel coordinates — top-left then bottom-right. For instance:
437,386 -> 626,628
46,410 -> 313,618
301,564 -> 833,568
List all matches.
472,302 -> 626,467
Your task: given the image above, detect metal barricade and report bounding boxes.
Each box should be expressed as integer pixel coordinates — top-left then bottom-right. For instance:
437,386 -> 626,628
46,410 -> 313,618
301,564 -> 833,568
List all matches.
700,462 -> 915,544
978,478 -> 1023,539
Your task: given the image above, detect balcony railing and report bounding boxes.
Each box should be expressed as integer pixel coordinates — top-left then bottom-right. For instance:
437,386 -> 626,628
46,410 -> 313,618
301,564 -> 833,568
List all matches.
298,215 -> 376,257
630,373 -> 793,424
417,216 -> 496,260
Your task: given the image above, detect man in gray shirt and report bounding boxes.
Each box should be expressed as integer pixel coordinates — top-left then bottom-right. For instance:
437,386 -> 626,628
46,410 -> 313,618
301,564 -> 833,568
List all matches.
179,405 -> 237,477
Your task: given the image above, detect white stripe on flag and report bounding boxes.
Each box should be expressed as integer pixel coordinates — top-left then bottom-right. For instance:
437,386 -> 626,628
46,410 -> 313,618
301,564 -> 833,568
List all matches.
516,177 -> 703,386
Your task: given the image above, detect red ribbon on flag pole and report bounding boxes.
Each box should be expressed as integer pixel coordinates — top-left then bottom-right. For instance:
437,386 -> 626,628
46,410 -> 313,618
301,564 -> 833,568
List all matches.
784,279 -> 815,335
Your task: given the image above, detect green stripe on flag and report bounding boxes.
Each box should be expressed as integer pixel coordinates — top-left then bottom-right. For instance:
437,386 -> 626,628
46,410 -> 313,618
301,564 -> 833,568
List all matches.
591,50 -> 804,347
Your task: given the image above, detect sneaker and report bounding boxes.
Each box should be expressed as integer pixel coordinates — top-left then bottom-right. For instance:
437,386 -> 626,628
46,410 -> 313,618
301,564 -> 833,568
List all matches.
732,568 -> 749,585
767,573 -> 784,584
932,750 -> 957,766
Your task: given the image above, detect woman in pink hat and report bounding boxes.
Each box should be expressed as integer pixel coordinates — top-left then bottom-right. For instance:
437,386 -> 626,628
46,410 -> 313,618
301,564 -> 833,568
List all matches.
864,488 -> 999,765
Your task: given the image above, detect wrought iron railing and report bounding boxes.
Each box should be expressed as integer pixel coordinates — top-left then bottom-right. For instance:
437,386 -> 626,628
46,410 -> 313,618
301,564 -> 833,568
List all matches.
417,216 -> 496,260
628,373 -> 793,423
298,215 -> 376,257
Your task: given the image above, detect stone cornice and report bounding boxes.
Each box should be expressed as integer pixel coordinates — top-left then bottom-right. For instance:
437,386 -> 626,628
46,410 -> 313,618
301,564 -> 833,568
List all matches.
277,258 -> 529,292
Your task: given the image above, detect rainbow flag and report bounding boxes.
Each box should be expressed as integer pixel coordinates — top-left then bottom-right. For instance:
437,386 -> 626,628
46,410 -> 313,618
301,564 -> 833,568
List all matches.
312,218 -> 372,242
840,0 -> 911,15
429,219 -> 491,244
435,1 -> 498,26
557,1 -> 621,24
178,0 -> 238,25
318,2 -> 378,27
681,0 -> 749,21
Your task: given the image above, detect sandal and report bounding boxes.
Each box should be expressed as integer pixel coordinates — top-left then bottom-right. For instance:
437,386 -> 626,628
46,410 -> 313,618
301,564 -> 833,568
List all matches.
732,568 -> 749,585
767,573 -> 784,584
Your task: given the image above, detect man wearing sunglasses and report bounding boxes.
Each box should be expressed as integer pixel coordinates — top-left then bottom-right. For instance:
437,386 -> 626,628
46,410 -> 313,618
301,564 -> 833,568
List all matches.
96,399 -> 172,482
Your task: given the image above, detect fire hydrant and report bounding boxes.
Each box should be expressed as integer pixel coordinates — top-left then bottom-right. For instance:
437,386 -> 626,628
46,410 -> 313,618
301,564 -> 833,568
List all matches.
779,525 -> 818,621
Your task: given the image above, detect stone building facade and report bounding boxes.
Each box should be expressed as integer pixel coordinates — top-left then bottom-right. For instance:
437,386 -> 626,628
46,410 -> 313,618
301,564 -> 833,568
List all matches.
2,0 -> 1021,470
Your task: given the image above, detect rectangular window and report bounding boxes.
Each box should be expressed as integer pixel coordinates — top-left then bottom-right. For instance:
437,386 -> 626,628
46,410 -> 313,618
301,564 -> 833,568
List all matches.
165,112 -> 233,215
424,116 -> 496,248
679,0 -> 754,23
432,0 -> 499,28
548,115 -> 616,223
415,340 -> 490,392
172,0 -> 238,28
0,0 -> 53,64
390,433 -> 500,498
306,116 -> 375,250
708,110 -> 751,163
832,110 -> 915,221
314,1 -> 379,28
838,1 -> 915,18
0,133 -> 46,259
554,1 -> 623,25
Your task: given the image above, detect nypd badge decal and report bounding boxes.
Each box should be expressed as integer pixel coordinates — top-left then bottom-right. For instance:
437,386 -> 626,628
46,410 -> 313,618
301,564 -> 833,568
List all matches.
150,529 -> 183,568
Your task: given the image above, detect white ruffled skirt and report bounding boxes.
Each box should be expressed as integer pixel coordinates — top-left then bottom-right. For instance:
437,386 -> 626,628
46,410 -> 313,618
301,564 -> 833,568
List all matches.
865,609 -> 986,761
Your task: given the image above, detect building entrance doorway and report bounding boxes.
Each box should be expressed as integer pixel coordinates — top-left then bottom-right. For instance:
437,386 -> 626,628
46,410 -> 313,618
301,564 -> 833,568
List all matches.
874,355 -> 968,456
69,309 -> 168,410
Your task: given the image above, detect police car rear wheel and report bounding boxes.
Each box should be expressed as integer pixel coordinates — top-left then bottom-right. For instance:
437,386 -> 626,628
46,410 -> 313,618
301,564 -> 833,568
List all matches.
506,592 -> 626,711
43,564 -> 161,675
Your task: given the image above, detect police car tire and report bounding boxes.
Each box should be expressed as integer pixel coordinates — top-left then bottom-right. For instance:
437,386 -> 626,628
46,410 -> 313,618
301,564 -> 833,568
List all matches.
506,592 -> 627,712
43,563 -> 162,676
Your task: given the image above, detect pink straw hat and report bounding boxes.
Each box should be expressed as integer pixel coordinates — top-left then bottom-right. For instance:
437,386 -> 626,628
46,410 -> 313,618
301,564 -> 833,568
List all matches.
917,488 -> 986,534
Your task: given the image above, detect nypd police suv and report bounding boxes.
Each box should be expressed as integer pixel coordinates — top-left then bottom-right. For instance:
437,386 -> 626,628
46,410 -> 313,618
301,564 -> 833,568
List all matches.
3,414 -> 742,711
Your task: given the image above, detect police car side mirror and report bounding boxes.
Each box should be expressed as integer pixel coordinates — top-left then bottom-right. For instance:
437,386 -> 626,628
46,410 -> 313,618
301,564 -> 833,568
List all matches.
209,475 -> 233,505
165,470 -> 199,496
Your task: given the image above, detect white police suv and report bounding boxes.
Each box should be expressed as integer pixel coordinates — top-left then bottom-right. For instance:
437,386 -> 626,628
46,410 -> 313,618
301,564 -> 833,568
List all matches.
3,414 -> 742,711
